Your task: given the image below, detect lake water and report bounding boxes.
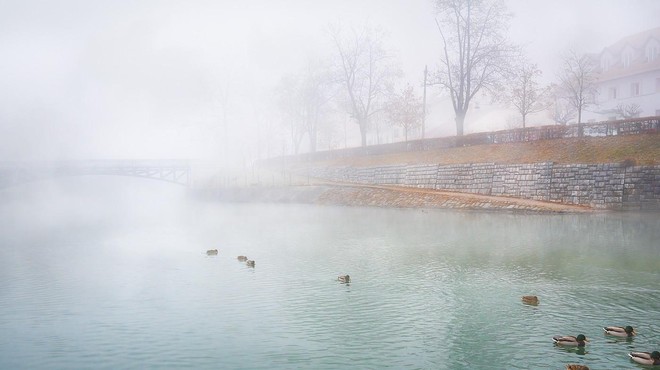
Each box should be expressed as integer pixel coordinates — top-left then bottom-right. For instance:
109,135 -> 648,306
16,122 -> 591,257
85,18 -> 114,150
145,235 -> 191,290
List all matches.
1,178 -> 658,369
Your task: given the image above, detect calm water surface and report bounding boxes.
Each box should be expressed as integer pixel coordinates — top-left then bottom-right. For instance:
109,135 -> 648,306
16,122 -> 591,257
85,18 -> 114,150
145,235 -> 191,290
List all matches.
0,178 -> 658,369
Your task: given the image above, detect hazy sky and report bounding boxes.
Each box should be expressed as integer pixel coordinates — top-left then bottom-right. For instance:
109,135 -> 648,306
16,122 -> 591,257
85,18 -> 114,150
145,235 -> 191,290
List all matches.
1,0 -> 659,163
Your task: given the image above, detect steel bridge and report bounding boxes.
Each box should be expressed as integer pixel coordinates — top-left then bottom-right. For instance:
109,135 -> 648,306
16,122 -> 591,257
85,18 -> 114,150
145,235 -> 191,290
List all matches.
0,160 -> 191,188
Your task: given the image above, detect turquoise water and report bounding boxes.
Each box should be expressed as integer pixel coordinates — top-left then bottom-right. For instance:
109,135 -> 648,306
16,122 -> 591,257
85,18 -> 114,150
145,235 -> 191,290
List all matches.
0,178 -> 658,369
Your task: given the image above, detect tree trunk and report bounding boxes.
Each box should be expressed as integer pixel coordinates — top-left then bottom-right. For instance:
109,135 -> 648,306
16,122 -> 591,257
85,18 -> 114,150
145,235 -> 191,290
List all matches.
522,113 -> 527,129
455,111 -> 466,136
359,119 -> 368,147
308,126 -> 317,153
293,138 -> 301,155
375,122 -> 381,145
577,109 -> 583,137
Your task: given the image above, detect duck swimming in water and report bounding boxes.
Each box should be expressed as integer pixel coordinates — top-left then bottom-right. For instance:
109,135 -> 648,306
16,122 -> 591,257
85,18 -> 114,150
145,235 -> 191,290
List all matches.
206,249 -> 218,255
565,365 -> 590,370
604,326 -> 636,337
338,275 -> 350,283
629,351 -> 660,366
553,334 -> 588,347
237,256 -> 248,262
246,260 -> 255,267
521,295 -> 539,305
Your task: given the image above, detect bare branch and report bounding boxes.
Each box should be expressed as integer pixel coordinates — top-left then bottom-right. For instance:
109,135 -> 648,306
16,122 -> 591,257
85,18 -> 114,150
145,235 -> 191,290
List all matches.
330,23 -> 400,147
506,62 -> 549,127
433,0 -> 516,136
556,49 -> 598,134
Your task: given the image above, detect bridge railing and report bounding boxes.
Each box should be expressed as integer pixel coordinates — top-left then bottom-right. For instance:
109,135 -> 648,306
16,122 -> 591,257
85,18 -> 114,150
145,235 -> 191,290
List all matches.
0,159 -> 192,187
0,159 -> 191,169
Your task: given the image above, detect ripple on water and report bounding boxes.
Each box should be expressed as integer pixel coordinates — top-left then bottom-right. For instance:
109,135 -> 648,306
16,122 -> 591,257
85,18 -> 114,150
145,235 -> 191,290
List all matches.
0,202 -> 658,369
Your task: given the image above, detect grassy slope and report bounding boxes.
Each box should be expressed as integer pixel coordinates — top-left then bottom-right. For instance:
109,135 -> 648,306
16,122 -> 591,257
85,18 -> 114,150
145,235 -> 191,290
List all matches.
306,134 -> 659,168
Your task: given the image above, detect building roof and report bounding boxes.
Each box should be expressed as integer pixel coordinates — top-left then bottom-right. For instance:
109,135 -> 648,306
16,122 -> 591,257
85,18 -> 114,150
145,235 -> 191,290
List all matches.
594,27 -> 660,82
601,27 -> 660,55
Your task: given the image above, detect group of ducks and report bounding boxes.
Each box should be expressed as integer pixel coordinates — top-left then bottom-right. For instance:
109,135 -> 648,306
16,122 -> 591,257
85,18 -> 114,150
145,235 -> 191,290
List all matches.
206,249 -> 255,267
198,260 -> 657,367
522,296 -> 660,368
208,248 -> 346,279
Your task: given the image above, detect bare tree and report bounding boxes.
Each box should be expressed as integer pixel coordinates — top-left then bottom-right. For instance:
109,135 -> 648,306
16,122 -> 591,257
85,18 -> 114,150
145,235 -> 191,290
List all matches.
557,50 -> 598,136
546,83 -> 576,125
330,24 -> 399,147
434,0 -> 516,136
613,103 -> 642,119
299,58 -> 335,153
386,84 -> 424,141
275,74 -> 306,155
507,62 -> 548,128
275,58 -> 335,154
371,110 -> 387,145
316,111 -> 341,151
549,101 -> 577,125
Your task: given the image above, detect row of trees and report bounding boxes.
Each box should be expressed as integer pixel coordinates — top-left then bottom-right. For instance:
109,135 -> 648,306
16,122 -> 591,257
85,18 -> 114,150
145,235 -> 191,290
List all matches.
275,0 -> 611,155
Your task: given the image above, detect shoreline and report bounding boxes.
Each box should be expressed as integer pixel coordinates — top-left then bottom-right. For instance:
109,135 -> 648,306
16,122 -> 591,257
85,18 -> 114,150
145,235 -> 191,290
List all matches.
193,184 -> 597,214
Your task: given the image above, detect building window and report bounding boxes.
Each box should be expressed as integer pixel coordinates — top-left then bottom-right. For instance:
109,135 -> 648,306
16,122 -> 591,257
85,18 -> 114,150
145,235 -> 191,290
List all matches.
623,52 -> 632,68
647,46 -> 658,62
602,57 -> 610,71
608,87 -> 617,99
630,82 -> 640,96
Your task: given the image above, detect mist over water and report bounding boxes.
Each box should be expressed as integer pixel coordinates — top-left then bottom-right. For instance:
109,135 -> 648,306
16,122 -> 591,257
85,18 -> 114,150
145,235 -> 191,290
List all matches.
1,179 -> 658,369
2,0 -> 659,368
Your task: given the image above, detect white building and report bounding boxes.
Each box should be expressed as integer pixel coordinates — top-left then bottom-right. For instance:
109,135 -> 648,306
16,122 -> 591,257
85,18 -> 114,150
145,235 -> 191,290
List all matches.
584,27 -> 660,122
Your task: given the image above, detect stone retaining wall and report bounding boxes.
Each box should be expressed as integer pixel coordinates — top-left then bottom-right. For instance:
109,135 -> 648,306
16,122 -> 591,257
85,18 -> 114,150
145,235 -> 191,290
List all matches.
307,163 -> 660,210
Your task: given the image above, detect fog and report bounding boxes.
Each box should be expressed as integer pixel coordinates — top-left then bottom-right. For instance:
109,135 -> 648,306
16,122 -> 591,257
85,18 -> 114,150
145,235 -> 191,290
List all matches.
1,0 -> 658,164
1,3 -> 659,366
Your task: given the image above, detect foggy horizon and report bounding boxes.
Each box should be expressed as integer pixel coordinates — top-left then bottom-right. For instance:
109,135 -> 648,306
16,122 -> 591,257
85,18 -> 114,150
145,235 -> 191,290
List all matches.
1,2 -> 659,367
1,0 -> 659,166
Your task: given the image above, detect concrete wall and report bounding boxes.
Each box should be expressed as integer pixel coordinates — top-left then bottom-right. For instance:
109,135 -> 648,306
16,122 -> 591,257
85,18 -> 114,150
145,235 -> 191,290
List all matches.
308,163 -> 660,210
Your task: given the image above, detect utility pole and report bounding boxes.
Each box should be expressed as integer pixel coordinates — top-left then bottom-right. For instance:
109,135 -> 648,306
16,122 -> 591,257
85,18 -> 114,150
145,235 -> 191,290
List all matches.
422,65 -> 428,139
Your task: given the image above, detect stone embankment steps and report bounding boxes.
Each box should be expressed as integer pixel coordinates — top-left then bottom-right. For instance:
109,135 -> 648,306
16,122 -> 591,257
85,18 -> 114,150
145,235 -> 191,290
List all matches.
304,162 -> 660,210
202,182 -> 593,213
258,133 -> 660,211
314,182 -> 593,213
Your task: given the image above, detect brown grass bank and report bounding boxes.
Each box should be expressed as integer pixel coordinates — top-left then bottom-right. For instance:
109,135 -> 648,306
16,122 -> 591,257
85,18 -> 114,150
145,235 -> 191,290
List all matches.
294,134 -> 659,169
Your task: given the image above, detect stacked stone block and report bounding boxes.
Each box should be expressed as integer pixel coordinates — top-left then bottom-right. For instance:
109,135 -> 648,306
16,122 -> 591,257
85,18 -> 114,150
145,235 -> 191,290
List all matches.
623,166 -> 660,210
373,165 -> 406,185
586,164 -> 621,208
435,165 -> 461,191
404,164 -> 439,189
463,163 -> 494,195
492,164 -> 523,198
304,162 -> 659,210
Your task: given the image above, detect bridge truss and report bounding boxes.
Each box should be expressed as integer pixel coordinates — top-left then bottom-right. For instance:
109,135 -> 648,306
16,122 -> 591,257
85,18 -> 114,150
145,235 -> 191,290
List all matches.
0,160 -> 191,188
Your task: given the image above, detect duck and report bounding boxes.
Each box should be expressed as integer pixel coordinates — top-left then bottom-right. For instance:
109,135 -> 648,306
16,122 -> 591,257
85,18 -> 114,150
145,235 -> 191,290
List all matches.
565,365 -> 590,370
338,275 -> 350,283
237,256 -> 248,262
553,334 -> 588,347
629,351 -> 660,366
521,295 -> 539,305
604,325 -> 636,337
246,260 -> 255,267
206,249 -> 218,255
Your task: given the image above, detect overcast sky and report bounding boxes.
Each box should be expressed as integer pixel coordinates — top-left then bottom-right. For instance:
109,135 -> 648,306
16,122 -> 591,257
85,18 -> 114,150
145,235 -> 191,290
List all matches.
1,0 -> 659,163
